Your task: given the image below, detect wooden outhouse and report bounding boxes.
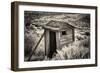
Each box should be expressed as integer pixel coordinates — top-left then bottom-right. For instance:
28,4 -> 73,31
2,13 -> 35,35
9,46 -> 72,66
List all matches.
43,20 -> 75,59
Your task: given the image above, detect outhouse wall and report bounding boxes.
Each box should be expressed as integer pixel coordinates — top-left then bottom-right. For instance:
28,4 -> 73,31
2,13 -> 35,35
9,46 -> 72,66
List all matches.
60,28 -> 74,46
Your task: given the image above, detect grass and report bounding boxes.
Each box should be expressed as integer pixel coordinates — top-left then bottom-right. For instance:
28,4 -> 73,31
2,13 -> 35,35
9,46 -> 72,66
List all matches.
51,28 -> 90,60
24,13 -> 90,61
24,25 -> 90,61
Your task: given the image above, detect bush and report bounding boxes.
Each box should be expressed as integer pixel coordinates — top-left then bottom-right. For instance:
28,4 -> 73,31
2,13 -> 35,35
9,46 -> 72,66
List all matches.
53,37 -> 90,60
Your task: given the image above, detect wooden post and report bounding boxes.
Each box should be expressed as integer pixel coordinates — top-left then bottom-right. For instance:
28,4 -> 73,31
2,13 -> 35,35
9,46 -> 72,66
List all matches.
45,30 -> 50,57
56,31 -> 61,50
72,29 -> 75,41
28,32 -> 45,61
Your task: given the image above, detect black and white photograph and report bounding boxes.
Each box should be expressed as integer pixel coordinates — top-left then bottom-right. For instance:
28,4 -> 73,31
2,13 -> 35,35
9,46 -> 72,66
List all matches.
24,11 -> 91,61
11,1 -> 97,71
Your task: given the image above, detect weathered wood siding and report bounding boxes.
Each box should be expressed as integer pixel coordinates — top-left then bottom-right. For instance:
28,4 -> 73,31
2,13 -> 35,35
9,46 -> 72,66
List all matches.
45,30 -> 50,56
56,32 -> 61,50
60,28 -> 73,46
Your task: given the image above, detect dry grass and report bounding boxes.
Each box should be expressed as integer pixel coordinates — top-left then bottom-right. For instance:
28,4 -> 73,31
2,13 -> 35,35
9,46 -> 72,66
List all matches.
24,13 -> 90,61
24,26 -> 90,61
51,39 -> 90,60
51,29 -> 90,60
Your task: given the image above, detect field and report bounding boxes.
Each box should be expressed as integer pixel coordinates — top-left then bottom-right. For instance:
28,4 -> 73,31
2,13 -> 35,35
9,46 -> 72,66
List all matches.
24,11 -> 90,61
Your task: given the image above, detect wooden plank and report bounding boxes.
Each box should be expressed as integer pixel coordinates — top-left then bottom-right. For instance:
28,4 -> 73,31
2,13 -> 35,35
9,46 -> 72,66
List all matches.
72,29 -> 75,41
56,32 -> 61,50
45,30 -> 50,56
43,26 -> 60,31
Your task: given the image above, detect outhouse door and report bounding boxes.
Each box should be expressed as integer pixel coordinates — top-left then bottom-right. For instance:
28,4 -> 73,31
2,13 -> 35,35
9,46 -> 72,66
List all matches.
48,31 -> 57,58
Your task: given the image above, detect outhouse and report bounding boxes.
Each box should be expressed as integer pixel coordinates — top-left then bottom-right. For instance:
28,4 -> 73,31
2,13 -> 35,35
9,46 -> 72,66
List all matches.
43,20 -> 75,59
